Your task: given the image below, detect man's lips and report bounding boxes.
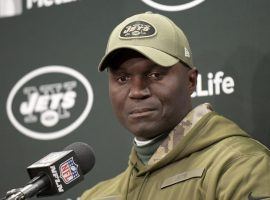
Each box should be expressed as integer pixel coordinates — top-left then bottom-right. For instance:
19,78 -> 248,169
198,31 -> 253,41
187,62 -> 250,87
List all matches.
128,108 -> 157,118
129,107 -> 156,114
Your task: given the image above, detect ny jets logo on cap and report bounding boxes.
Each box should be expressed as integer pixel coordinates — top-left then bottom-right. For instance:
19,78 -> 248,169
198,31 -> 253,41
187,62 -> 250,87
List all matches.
120,21 -> 157,39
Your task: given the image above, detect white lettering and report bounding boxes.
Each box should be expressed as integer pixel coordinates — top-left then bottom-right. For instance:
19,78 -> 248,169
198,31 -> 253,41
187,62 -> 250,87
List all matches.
213,71 -> 224,95
222,77 -> 234,94
143,25 -> 150,32
35,95 -> 50,112
207,73 -> 214,96
44,0 -> 54,7
184,47 -> 190,58
50,165 -> 64,192
192,71 -> 235,97
27,0 -> 38,9
20,92 -> 39,115
27,0 -> 76,9
123,24 -> 151,35
62,91 -> 77,109
19,82 -> 77,116
55,0 -> 63,5
194,74 -> 208,97
50,93 -> 64,110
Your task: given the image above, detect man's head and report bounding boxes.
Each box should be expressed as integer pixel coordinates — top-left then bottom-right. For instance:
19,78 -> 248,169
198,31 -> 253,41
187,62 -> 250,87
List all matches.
99,12 -> 198,140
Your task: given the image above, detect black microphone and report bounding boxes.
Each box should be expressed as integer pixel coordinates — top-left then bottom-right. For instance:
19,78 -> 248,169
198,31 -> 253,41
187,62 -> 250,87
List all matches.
5,142 -> 95,200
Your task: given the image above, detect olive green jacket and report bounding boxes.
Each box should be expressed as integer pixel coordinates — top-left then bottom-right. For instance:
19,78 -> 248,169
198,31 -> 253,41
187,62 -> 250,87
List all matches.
81,104 -> 270,200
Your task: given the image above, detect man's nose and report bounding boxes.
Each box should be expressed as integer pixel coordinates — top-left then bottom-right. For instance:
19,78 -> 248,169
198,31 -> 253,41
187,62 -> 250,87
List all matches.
128,77 -> 151,99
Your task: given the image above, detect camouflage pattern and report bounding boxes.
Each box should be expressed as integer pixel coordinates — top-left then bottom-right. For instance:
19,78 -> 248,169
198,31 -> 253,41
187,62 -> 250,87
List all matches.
148,103 -> 213,165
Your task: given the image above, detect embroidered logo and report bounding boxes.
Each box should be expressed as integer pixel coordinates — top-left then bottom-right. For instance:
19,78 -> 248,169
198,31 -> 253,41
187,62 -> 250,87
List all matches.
184,47 -> 190,58
119,21 -> 157,39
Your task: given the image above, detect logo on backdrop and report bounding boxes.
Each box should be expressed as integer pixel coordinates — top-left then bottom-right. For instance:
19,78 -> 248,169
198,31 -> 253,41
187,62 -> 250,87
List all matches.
6,65 -> 94,140
0,0 -> 79,18
141,0 -> 205,12
192,71 -> 235,97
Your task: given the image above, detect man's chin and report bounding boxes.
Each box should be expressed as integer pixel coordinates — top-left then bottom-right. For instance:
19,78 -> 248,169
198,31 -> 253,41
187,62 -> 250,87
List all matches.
127,125 -> 164,140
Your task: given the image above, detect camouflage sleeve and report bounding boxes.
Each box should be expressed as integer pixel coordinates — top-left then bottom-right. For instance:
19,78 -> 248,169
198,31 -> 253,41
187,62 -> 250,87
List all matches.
216,153 -> 270,200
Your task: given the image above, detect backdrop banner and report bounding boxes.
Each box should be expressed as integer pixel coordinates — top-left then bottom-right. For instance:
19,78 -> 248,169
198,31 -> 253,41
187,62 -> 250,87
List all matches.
0,0 -> 269,199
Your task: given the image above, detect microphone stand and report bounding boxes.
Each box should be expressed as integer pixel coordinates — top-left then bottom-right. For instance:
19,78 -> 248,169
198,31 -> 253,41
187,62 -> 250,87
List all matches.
2,175 -> 50,200
2,188 -> 25,200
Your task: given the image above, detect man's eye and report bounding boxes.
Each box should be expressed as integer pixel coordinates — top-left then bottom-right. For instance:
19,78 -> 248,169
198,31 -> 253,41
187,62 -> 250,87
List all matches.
148,73 -> 162,80
117,76 -> 129,83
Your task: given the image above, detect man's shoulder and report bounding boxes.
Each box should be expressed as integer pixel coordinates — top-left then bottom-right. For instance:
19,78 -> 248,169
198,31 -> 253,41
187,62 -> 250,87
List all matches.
211,136 -> 270,199
207,133 -> 270,172
205,112 -> 269,156
215,134 -> 270,157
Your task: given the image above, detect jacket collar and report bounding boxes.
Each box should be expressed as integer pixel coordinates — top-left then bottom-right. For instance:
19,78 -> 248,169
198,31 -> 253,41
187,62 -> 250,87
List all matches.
129,103 -> 214,175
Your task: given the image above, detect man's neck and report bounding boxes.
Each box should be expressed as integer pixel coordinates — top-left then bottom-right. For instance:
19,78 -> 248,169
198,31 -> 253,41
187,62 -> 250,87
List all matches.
134,133 -> 168,165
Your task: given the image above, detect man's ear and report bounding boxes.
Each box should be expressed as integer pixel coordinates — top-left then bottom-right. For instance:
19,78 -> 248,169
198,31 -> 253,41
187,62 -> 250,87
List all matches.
188,68 -> 198,95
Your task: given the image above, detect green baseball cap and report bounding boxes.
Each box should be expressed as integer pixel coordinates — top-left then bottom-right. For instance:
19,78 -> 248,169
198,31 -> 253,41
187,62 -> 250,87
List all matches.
98,12 -> 193,71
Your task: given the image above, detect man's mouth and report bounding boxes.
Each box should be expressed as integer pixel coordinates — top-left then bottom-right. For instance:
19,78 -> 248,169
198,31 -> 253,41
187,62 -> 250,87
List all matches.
129,108 -> 156,118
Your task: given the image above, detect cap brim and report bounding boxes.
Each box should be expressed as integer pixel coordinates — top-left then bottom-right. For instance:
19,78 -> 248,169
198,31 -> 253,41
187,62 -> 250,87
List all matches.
98,45 -> 179,71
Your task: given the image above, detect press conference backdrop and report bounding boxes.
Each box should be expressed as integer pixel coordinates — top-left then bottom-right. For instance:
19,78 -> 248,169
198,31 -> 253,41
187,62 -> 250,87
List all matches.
0,0 -> 269,199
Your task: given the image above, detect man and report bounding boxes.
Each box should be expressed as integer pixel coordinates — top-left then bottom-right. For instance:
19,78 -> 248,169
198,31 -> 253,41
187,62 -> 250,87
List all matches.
82,12 -> 270,200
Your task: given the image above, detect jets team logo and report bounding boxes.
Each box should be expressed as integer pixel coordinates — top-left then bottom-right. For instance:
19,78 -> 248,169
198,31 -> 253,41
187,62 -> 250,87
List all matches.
6,65 -> 94,140
59,157 -> 80,184
141,0 -> 206,12
120,21 -> 157,39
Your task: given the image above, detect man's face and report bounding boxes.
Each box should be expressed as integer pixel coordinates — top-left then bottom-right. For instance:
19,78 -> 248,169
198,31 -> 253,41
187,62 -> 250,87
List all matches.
108,52 -> 197,140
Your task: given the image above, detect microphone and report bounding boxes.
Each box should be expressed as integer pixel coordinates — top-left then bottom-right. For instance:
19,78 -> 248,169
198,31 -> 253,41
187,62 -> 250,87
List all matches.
5,142 -> 95,200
